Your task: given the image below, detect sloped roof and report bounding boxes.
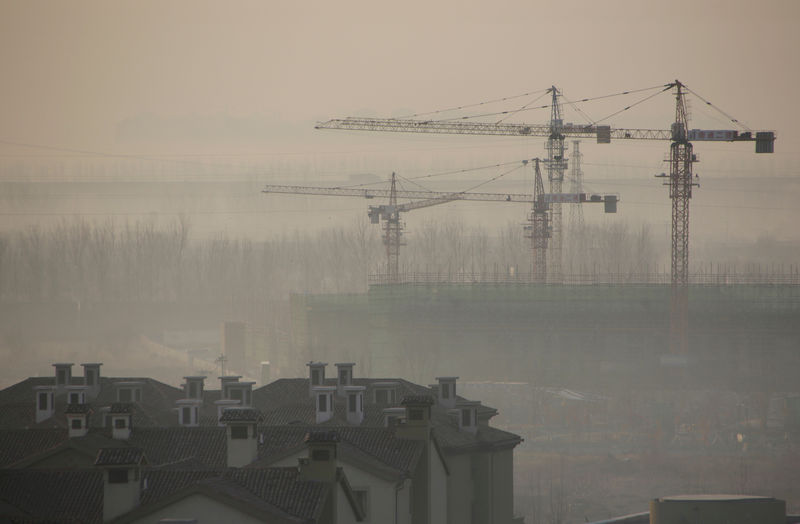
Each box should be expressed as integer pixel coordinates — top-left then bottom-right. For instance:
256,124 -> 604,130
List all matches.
129,468 -> 329,523
0,428 -> 68,468
0,469 -> 103,523
253,425 -> 423,480
252,377 -> 521,453
95,447 -> 145,466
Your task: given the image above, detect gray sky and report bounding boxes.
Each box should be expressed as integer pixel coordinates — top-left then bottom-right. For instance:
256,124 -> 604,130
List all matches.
0,0 -> 798,242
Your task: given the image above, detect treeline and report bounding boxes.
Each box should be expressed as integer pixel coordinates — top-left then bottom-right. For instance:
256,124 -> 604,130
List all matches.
0,217 -> 668,304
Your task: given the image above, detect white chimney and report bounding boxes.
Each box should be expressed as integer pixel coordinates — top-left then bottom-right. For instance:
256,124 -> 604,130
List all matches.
435,376 -> 458,409
344,385 -> 365,425
221,408 -> 260,467
307,362 -> 328,397
53,363 -> 74,391
109,405 -> 133,440
334,362 -> 355,397
80,363 -> 102,399
183,376 -> 206,400
313,386 -> 336,424
34,386 -> 55,423
260,361 -> 271,386
66,404 -> 91,438
95,447 -> 145,522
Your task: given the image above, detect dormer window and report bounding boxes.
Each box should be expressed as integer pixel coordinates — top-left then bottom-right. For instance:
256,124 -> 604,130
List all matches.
69,392 -> 80,404
442,384 -> 450,399
374,382 -> 399,404
71,418 -> 82,430
462,408 -> 472,426
57,368 -> 67,385
114,418 -> 127,429
108,469 -> 128,484
318,394 -> 327,412
117,387 -> 141,403
86,370 -> 95,386
231,425 -> 248,439
38,392 -> 48,410
348,394 -> 358,412
312,369 -> 321,386
189,382 -> 198,398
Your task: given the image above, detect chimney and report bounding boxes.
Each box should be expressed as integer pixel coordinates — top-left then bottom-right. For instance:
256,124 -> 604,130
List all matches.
307,362 -> 328,397
260,361 -> 271,386
435,376 -> 458,409
454,401 -> 480,434
220,408 -> 260,467
34,385 -> 55,423
215,399 -> 241,426
313,386 -> 336,424
66,404 -> 91,438
176,398 -> 202,427
95,447 -> 146,522
80,363 -> 102,400
109,404 -> 133,440
183,376 -> 206,400
344,386 -> 365,425
334,362 -> 355,397
299,431 -> 339,483
396,396 -> 434,441
53,363 -> 74,391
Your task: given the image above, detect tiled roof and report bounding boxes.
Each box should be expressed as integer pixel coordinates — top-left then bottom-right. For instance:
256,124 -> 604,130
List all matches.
95,447 -> 145,466
65,403 -> 92,414
109,403 -> 134,414
252,377 -> 521,452
305,430 -> 339,443
254,426 -> 423,477
0,428 -> 67,467
128,427 -> 226,468
401,395 -> 435,406
0,469 -> 103,523
139,468 -> 327,522
219,408 -> 260,423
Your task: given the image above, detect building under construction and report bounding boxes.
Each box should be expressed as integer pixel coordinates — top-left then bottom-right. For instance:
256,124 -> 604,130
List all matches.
290,273 -> 800,393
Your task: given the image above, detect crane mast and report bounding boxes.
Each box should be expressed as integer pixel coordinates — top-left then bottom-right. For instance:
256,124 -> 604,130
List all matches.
527,159 -> 549,282
544,87 -> 567,280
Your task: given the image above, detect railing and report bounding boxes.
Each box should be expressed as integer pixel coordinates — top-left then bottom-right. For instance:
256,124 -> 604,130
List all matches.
369,270 -> 800,286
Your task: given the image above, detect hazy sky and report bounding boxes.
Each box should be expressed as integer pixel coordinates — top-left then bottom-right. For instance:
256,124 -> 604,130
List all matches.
1,0 -> 797,149
0,0 -> 798,242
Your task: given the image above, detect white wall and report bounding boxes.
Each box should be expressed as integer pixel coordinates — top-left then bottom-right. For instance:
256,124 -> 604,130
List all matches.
129,493 -> 266,524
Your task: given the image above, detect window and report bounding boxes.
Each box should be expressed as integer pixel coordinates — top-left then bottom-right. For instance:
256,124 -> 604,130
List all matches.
339,369 -> 348,384
86,370 -> 95,386
114,418 -> 127,429
375,388 -> 394,404
231,425 -> 248,439
182,407 -> 191,425
245,389 -> 251,406
318,394 -> 327,412
71,418 -> 82,430
348,393 -> 357,413
108,469 -> 128,484
462,408 -> 472,427
229,388 -> 243,401
57,369 -> 66,385
189,382 -> 197,398
409,409 -> 423,421
441,383 -> 450,399
38,392 -> 48,411
118,389 -> 132,403
311,369 -> 321,386
69,393 -> 80,404
311,449 -> 330,461
353,489 -> 369,520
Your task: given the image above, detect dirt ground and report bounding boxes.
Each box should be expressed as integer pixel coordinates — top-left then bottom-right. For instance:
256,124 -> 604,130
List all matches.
514,446 -> 800,523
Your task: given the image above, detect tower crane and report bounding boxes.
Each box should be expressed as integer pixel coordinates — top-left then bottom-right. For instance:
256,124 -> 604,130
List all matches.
262,162 -> 617,283
315,80 -> 775,354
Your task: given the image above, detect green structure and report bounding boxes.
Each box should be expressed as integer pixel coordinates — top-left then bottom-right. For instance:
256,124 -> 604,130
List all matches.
291,282 -> 800,391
